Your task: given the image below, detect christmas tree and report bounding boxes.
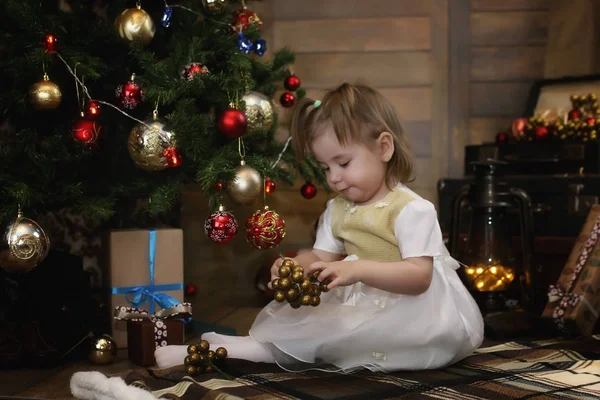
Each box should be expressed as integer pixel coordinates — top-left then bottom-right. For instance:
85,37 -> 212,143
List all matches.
0,0 -> 321,228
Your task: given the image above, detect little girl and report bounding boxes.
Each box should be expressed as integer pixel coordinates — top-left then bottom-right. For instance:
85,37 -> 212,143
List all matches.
156,83 -> 484,372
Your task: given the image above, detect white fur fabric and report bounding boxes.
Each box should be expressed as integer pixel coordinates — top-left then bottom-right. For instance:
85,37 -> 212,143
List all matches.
70,371 -> 160,400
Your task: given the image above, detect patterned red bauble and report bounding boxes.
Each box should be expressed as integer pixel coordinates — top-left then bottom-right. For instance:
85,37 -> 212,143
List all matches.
511,117 -> 527,139
204,205 -> 238,244
301,182 -> 317,199
280,92 -> 295,108
184,283 -> 197,296
217,108 -> 247,139
231,8 -> 263,32
245,206 -> 286,250
43,34 -> 57,53
86,101 -> 101,118
164,147 -> 182,168
284,75 -> 301,92
72,115 -> 102,145
115,75 -> 144,109
181,62 -> 209,81
265,178 -> 276,194
568,109 -> 582,121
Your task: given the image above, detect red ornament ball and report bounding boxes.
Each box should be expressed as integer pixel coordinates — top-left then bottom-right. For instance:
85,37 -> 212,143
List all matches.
204,207 -> 238,244
181,63 -> 209,81
587,117 -> 596,125
495,132 -> 509,145
86,101 -> 101,118
511,118 -> 528,139
163,147 -> 182,168
72,116 -> 102,145
300,182 -> 317,199
232,8 -> 263,32
265,178 -> 276,194
568,109 -> 582,121
280,92 -> 296,108
115,78 -> 144,110
245,206 -> 286,250
535,126 -> 549,139
217,108 -> 247,139
213,181 -> 224,192
184,283 -> 197,296
43,34 -> 57,53
284,75 -> 301,92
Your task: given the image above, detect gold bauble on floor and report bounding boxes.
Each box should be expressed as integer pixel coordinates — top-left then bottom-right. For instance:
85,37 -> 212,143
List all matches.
89,334 -> 118,365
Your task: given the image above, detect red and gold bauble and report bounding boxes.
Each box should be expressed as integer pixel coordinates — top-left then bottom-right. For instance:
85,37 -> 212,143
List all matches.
115,74 -> 144,110
300,182 -> 317,199
217,108 -> 247,139
231,8 -> 262,32
72,113 -> 102,145
43,34 -> 57,53
280,92 -> 295,108
204,205 -> 238,244
181,63 -> 210,81
29,73 -> 62,110
245,206 -> 286,250
184,283 -> 197,296
265,178 -> 276,194
284,75 -> 301,92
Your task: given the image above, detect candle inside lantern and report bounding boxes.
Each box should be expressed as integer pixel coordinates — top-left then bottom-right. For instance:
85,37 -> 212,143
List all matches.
464,262 -> 515,292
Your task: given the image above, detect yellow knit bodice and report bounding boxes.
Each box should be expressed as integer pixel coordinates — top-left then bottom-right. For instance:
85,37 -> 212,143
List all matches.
330,188 -> 416,261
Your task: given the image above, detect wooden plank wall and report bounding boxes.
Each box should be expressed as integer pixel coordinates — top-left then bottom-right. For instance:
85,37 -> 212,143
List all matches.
467,0 -> 549,152
272,0 -> 449,203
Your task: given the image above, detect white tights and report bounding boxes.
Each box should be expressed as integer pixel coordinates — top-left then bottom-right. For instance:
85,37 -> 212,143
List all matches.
154,332 -> 275,368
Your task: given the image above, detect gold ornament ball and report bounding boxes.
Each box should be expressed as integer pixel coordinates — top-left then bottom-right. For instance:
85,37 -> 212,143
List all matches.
28,73 -> 62,110
0,210 -> 50,274
225,161 -> 262,205
89,334 -> 118,365
128,119 -> 176,171
215,347 -> 228,359
202,0 -> 228,14
114,6 -> 155,45
242,91 -> 274,133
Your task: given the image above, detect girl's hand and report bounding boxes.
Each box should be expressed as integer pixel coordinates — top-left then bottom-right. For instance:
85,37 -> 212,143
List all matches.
307,260 -> 360,290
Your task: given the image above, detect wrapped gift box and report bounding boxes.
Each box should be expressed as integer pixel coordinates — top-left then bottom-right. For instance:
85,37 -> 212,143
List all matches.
542,205 -> 600,336
127,319 -> 184,366
106,229 -> 184,348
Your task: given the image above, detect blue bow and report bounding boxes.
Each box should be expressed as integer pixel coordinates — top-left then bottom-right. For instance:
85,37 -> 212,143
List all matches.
111,230 -> 183,313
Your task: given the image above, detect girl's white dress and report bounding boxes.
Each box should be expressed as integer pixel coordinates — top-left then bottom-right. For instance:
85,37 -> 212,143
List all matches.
249,185 -> 484,372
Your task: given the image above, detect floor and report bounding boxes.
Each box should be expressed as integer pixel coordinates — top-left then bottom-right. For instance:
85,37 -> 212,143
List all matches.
0,289 -> 265,399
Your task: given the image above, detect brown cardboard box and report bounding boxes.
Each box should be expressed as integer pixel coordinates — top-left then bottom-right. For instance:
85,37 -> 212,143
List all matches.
127,319 -> 184,366
107,229 -> 184,348
542,205 -> 600,336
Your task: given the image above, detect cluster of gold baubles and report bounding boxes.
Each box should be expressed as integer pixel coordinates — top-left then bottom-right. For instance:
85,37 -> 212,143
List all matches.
0,209 -> 50,274
185,340 -> 228,376
271,259 -> 330,308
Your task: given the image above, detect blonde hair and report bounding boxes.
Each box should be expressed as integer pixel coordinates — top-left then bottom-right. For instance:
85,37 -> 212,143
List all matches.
291,83 -> 414,186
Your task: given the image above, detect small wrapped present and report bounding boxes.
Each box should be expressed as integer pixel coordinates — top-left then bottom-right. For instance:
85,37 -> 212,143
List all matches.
107,228 -> 184,348
542,205 -> 600,336
114,303 -> 191,366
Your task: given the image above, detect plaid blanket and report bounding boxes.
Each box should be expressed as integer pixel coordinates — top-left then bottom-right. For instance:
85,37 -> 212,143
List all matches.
120,337 -> 600,399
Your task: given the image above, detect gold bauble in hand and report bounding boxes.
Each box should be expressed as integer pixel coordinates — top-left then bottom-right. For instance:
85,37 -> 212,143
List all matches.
242,91 -> 274,133
202,0 -> 228,15
225,160 -> 261,205
28,73 -> 62,110
128,117 -> 176,171
89,334 -> 118,365
114,5 -> 155,45
0,209 -> 50,274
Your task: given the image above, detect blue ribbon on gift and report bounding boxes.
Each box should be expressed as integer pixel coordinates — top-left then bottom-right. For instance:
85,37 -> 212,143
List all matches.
111,230 -> 183,313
